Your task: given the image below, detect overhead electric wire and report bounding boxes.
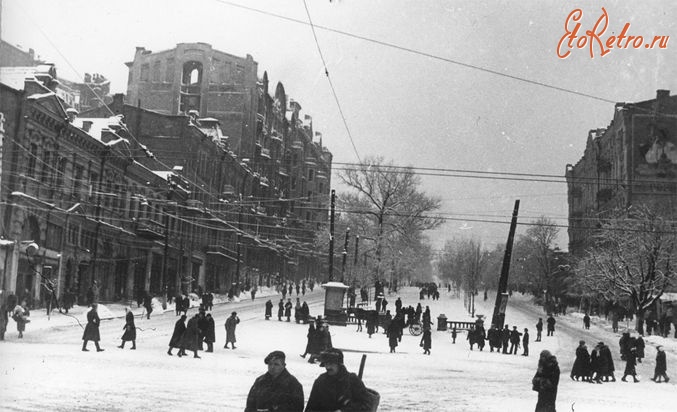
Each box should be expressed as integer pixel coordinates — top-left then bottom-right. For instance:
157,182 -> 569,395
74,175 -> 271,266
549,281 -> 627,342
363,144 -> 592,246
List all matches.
302,0 -> 361,163
213,0 -> 617,104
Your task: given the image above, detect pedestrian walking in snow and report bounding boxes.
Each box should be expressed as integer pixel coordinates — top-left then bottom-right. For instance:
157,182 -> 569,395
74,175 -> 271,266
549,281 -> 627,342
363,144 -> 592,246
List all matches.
535,318 -> 543,342
167,315 -> 186,355
634,334 -> 645,363
451,326 -> 458,344
570,340 -> 590,381
387,319 -> 399,353
294,298 -> 302,323
301,322 -> 317,359
546,315 -> 556,336
651,346 -> 670,383
245,350 -> 304,412
12,301 -> 30,339
621,347 -> 639,382
142,291 -> 153,319
420,325 -> 432,355
118,307 -> 136,350
224,311 -> 240,349
599,342 -> 616,382
589,342 -> 604,383
285,298 -> 293,322
278,299 -> 284,321
204,313 -> 215,352
265,299 -> 273,320
82,303 -> 103,352
532,350 -> 560,412
583,313 -> 590,329
178,314 -> 201,358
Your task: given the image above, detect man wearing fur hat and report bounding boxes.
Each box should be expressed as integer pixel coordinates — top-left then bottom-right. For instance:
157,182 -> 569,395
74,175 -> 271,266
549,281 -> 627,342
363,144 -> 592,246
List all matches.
245,350 -> 304,412
305,348 -> 370,411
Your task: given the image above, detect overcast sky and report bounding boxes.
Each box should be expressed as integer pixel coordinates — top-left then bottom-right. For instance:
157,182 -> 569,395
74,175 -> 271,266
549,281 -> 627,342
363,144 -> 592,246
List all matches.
3,0 -> 677,253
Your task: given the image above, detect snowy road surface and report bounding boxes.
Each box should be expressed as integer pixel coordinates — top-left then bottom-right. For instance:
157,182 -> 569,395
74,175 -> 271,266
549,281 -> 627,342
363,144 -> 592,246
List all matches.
1,286 -> 675,411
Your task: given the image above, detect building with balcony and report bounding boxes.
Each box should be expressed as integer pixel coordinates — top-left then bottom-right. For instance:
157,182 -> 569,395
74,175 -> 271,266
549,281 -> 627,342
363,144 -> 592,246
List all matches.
566,89 -> 677,255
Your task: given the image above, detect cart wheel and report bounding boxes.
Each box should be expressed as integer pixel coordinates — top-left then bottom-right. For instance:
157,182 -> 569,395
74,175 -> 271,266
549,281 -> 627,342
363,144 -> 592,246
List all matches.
409,323 -> 422,336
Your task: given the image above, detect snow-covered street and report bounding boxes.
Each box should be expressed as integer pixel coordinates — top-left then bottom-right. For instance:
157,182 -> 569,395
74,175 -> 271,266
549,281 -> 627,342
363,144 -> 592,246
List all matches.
1,286 -> 675,411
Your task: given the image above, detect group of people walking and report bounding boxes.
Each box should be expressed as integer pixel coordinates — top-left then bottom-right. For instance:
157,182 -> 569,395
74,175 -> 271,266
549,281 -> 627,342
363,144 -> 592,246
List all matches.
571,332 -> 670,384
167,307 -> 239,358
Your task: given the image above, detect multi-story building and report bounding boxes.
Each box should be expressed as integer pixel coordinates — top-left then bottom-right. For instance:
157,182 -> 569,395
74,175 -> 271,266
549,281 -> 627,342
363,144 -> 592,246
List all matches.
124,43 -> 258,158
566,89 -> 677,255
0,42 -> 333,307
0,68 -> 188,306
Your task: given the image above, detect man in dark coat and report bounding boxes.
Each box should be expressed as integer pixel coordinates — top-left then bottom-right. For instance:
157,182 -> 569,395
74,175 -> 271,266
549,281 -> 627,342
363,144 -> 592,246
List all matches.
509,326 -> 522,355
583,313 -> 591,329
197,309 -> 208,350
651,345 -> 670,383
265,299 -> 273,320
142,291 -> 153,319
305,349 -> 371,412
522,328 -> 530,356
546,315 -> 556,336
285,298 -> 293,322
204,313 -> 215,352
224,311 -> 240,349
118,307 -> 136,350
168,315 -> 186,355
246,351 -> 304,412
535,318 -> 543,342
420,325 -> 432,355
634,334 -> 645,363
501,325 -> 511,354
82,303 -> 104,352
589,342 -> 603,383
532,350 -> 560,412
278,299 -> 284,321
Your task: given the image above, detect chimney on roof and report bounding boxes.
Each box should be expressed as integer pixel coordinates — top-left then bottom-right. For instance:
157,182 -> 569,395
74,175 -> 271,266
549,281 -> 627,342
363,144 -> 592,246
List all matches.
82,120 -> 93,132
112,93 -> 124,114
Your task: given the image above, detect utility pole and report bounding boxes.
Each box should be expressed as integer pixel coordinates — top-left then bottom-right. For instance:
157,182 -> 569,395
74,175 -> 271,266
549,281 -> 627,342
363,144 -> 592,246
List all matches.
341,228 -> 350,282
328,189 -> 335,281
491,199 -> 520,329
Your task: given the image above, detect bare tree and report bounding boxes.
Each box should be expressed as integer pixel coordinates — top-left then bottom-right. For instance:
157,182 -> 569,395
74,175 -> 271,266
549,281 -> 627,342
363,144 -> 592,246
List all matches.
339,156 -> 443,281
521,217 -> 560,302
577,205 -> 677,332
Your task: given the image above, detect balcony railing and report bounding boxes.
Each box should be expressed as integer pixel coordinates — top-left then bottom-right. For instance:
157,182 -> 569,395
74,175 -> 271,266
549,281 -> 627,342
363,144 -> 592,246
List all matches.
134,218 -> 164,240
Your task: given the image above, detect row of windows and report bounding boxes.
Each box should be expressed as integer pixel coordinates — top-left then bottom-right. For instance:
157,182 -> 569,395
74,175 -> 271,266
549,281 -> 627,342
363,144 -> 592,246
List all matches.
137,59 -> 246,85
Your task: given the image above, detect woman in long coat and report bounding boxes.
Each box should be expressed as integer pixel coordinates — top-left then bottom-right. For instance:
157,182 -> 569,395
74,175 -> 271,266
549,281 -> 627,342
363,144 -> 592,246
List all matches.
570,340 -> 590,381
179,314 -> 200,358
118,307 -> 136,349
82,303 -> 103,352
300,322 -> 316,359
167,314 -> 186,355
532,350 -> 560,412
12,301 -> 29,338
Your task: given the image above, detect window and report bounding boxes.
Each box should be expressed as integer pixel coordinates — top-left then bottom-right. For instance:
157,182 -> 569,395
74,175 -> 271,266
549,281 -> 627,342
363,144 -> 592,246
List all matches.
165,58 -> 175,83
55,157 -> 67,188
73,165 -> 83,197
152,60 -> 161,82
27,144 -> 38,178
182,61 -> 203,85
308,169 -> 314,181
210,58 -> 220,84
140,63 -> 149,81
41,151 -> 51,183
